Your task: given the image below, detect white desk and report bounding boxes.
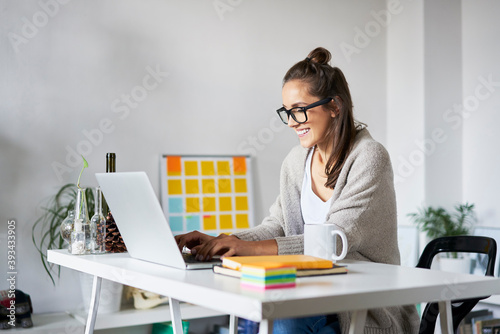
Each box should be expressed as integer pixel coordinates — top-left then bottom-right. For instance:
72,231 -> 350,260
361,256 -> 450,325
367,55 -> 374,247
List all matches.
48,250 -> 500,334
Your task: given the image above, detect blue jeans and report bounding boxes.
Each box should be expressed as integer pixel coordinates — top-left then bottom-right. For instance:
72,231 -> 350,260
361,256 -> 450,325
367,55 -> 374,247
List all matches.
272,315 -> 340,334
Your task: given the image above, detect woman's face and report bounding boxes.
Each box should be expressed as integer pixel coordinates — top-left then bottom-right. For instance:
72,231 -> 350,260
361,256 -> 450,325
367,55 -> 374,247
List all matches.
281,80 -> 335,149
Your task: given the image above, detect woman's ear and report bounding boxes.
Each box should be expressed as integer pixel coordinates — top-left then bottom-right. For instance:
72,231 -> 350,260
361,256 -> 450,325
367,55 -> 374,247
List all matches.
330,96 -> 342,118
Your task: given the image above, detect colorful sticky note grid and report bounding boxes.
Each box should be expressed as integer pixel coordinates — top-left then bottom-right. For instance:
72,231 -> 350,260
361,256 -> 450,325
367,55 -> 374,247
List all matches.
219,197 -> 232,211
162,155 -> 253,236
203,215 -> 217,230
236,214 -> 249,228
235,196 -> 248,211
202,179 -> 216,194
218,178 -> 231,193
233,157 -> 246,175
168,198 -> 183,213
167,156 -> 181,176
220,214 -> 233,229
240,263 -> 296,290
234,178 -> 247,193
217,161 -> 231,175
169,216 -> 183,232
168,179 -> 182,195
201,161 -> 215,176
186,215 -> 201,230
203,197 -> 216,212
185,179 -> 199,194
186,197 -> 200,213
184,161 -> 198,176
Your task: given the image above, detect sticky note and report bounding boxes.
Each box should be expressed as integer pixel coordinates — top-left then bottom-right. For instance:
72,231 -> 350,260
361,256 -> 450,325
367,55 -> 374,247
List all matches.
234,178 -> 247,193
203,215 -> 217,230
202,179 -> 216,194
219,197 -> 232,211
201,161 -> 215,176
186,215 -> 201,231
186,197 -> 200,213
184,161 -> 198,176
167,156 -> 181,176
168,198 -> 183,213
167,179 -> 182,195
236,214 -> 249,228
220,214 -> 233,229
217,161 -> 231,175
203,197 -> 216,212
169,216 -> 183,232
235,196 -> 248,211
185,179 -> 199,194
218,178 -> 232,193
233,157 -> 246,175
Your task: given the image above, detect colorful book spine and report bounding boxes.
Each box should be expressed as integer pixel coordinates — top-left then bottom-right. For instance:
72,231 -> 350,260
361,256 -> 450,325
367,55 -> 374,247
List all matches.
240,263 -> 297,290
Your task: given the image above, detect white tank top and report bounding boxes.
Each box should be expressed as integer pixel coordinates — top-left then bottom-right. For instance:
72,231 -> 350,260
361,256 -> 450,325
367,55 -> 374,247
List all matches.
301,147 -> 333,225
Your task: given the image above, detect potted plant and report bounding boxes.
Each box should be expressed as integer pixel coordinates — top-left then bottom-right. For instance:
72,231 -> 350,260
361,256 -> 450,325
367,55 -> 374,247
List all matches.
32,157 -> 94,285
407,202 -> 477,273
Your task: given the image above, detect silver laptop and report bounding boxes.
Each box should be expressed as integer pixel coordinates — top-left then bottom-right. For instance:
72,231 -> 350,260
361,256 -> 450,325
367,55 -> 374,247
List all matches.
95,171 -> 221,269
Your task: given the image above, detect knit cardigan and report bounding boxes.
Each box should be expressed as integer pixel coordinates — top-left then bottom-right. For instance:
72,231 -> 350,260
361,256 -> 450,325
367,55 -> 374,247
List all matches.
233,128 -> 420,334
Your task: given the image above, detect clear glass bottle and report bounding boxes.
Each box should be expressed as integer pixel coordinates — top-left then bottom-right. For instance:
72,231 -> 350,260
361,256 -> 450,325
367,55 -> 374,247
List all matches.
74,187 -> 91,254
60,210 -> 75,252
71,218 -> 86,255
90,187 -> 106,254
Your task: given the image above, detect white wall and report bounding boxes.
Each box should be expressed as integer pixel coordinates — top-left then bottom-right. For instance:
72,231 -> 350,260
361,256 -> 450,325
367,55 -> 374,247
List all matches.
0,0 -> 388,313
461,1 -> 500,227
386,0 -> 425,225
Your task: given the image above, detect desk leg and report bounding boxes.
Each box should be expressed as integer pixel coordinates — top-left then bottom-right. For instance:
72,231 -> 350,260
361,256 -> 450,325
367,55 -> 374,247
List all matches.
229,315 -> 238,334
438,301 -> 453,334
348,309 -> 367,334
84,275 -> 102,334
169,297 -> 183,334
259,319 -> 273,334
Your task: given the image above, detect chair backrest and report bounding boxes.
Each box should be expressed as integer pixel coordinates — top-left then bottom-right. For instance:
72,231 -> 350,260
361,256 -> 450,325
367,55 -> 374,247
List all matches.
416,235 -> 497,334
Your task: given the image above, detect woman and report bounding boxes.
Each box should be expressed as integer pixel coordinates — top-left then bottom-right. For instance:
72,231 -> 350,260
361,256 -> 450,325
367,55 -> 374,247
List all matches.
175,47 -> 419,333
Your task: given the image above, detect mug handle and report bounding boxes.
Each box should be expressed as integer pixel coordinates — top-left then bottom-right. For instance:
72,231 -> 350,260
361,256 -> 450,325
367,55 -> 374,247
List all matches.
330,230 -> 348,262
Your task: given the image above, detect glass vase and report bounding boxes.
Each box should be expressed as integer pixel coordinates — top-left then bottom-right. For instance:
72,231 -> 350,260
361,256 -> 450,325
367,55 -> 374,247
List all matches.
60,210 -> 75,251
72,188 -> 91,254
90,187 -> 107,254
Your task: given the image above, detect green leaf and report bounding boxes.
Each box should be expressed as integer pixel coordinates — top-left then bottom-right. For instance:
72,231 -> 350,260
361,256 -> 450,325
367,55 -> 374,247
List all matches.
77,155 -> 89,189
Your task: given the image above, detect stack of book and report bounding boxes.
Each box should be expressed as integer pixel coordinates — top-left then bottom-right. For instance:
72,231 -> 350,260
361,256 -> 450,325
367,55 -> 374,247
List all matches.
240,262 -> 297,290
213,254 -> 348,281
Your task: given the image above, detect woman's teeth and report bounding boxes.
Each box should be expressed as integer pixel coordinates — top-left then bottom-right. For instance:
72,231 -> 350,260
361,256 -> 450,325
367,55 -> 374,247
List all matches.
297,128 -> 309,136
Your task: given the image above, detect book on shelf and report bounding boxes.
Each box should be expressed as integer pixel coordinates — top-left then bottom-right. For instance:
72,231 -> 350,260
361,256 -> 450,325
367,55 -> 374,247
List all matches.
472,314 -> 494,334
213,263 -> 347,278
479,318 -> 500,334
221,254 -> 335,271
458,309 -> 492,334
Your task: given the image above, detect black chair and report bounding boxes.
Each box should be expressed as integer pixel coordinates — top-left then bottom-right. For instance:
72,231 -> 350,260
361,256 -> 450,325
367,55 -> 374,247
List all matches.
416,235 -> 497,334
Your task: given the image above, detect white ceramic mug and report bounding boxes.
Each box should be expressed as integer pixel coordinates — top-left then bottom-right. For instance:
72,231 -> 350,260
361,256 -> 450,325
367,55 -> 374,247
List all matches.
304,224 -> 348,262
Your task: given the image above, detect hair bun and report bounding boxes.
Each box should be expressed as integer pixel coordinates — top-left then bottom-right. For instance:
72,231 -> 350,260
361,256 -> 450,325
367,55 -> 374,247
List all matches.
307,47 -> 331,65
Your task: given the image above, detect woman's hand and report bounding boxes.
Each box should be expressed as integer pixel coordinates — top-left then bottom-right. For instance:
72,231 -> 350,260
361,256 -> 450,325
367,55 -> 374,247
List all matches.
174,230 -> 215,253
191,234 -> 278,261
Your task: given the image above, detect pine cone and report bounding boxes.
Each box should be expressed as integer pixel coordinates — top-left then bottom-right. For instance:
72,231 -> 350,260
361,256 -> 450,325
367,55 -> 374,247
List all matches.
105,212 -> 127,253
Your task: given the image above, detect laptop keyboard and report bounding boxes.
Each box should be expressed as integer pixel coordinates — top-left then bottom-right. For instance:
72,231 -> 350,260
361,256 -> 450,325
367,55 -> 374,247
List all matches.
182,252 -> 221,264
182,253 -> 200,263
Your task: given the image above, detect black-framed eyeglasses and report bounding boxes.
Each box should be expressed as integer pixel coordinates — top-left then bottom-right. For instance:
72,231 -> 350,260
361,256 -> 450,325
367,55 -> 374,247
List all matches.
276,97 -> 333,125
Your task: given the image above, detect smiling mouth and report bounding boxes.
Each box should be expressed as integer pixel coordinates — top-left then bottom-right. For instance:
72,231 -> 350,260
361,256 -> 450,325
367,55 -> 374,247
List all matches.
297,128 -> 310,137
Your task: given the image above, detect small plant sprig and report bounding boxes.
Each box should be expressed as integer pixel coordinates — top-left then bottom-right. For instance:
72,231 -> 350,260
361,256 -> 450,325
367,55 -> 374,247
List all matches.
77,155 -> 89,189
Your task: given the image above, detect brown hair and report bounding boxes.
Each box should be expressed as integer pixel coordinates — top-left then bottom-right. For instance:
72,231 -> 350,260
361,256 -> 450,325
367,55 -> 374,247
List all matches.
283,47 -> 358,189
